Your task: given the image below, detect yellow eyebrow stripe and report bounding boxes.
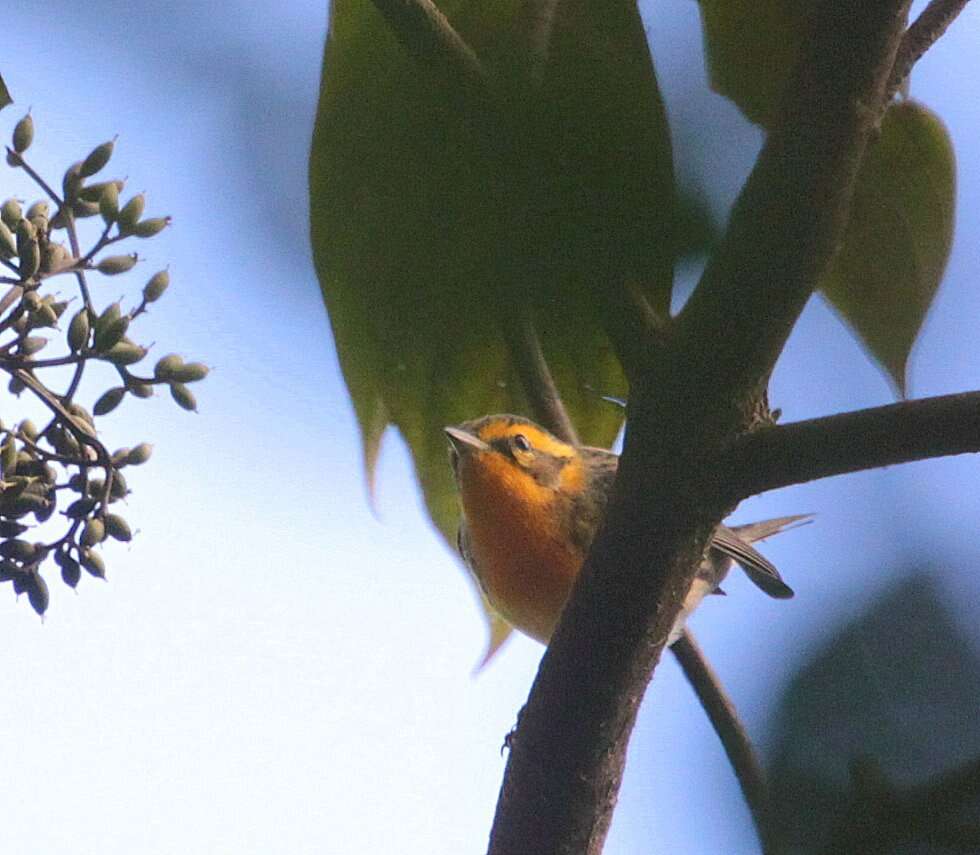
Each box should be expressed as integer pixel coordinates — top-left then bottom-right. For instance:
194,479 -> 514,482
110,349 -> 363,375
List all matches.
475,420 -> 576,459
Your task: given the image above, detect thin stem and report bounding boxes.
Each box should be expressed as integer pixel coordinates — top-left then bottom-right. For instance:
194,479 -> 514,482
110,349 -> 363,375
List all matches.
62,361 -> 85,405
62,209 -> 93,310
15,366 -> 115,512
517,0 -> 561,85
368,0 -> 488,89
81,221 -> 116,264
600,281 -> 670,382
888,0 -> 973,98
2,428 -> 90,467
0,352 -> 85,370
672,631 -> 783,855
5,148 -> 64,207
724,391 -> 980,500
500,307 -> 579,445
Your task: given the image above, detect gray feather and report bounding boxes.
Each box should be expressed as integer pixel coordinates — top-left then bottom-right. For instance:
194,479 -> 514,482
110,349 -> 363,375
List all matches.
709,516 -> 811,600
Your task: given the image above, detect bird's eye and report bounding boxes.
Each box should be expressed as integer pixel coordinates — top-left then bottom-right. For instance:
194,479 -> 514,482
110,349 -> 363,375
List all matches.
512,434 -> 531,453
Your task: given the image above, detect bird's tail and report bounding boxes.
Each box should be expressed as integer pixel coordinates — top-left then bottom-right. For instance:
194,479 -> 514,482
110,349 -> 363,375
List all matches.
730,514 -> 814,543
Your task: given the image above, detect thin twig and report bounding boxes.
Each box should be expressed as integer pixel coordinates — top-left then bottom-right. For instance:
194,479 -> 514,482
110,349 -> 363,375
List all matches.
369,0 -> 487,90
62,208 -> 93,310
500,307 -> 579,445
888,0 -> 973,99
724,391 -> 980,500
600,281 -> 670,382
672,631 -> 783,855
5,148 -> 63,207
517,0 -> 561,85
14,366 -> 115,512
0,352 -> 84,370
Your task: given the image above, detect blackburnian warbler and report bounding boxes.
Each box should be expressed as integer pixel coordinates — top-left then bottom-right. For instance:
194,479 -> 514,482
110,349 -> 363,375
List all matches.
446,414 -> 805,645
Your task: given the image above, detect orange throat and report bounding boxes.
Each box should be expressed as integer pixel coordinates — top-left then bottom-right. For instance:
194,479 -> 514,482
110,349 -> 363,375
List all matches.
458,453 -> 583,643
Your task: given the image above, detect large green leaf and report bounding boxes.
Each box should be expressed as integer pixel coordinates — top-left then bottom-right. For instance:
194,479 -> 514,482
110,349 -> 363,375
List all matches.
820,101 -> 955,395
696,5 -> 954,394
766,575 -> 980,851
696,0 -> 810,128
310,1 -> 677,659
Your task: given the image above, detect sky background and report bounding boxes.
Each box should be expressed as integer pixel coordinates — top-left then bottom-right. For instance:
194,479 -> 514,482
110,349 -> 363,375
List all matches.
2,2 -> 979,853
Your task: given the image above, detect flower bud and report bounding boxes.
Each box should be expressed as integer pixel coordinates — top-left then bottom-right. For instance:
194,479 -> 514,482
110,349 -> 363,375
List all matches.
1,198 -> 22,228
93,387 -> 126,416
81,549 -> 106,579
131,216 -> 170,238
126,443 -> 153,465
154,353 -> 183,380
12,113 -> 33,153
168,362 -> 209,383
99,181 -> 119,223
81,139 -> 115,177
96,253 -> 137,275
105,513 -> 132,542
68,309 -> 90,352
170,383 -> 197,412
116,193 -> 145,233
143,270 -> 169,302
81,518 -> 106,548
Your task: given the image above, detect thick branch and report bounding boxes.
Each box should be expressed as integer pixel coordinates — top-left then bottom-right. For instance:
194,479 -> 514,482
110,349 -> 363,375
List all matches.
671,631 -> 782,855
725,391 -> 980,500
888,0 -> 973,99
488,3 -> 911,854
675,1 -> 911,402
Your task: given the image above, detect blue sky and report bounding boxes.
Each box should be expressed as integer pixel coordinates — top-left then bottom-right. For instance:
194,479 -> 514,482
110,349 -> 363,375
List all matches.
2,2 -> 979,853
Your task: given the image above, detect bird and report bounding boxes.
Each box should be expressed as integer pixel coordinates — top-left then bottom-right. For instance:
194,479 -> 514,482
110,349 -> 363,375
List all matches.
445,414 -> 807,646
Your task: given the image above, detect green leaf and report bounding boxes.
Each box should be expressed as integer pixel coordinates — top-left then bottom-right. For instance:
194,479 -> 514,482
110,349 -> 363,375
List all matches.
311,0 -> 676,659
765,575 -> 980,852
696,0 -> 810,127
0,74 -> 11,112
820,101 -> 955,395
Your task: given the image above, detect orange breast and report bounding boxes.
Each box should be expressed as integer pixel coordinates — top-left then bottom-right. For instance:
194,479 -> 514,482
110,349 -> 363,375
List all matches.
459,456 -> 584,643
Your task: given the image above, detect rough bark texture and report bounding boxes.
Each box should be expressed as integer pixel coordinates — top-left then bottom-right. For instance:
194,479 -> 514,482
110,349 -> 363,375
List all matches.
487,2 -> 911,853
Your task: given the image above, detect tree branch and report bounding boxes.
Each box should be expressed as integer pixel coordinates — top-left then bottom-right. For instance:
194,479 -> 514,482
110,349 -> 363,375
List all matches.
500,307 -> 579,446
724,391 -> 980,500
488,3 -> 912,854
671,631 -> 783,854
888,0 -> 974,100
516,0 -> 561,85
599,281 -> 670,384
674,1 -> 911,403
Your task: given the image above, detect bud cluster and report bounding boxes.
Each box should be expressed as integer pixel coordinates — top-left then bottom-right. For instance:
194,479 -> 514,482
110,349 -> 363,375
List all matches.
0,112 -> 207,615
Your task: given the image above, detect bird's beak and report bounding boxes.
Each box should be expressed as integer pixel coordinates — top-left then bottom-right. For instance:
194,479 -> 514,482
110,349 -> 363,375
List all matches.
444,426 -> 490,455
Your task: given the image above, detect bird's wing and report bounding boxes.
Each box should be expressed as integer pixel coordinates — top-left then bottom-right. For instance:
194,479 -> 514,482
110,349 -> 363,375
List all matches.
710,523 -> 797,599
457,522 -> 474,572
